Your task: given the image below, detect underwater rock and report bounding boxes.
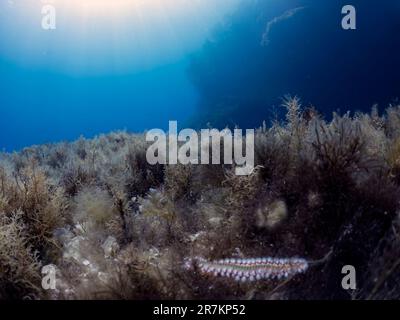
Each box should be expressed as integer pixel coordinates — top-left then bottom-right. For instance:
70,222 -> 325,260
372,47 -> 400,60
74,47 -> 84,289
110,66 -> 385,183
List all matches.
101,236 -> 120,259
53,227 -> 74,244
256,200 -> 288,229
63,236 -> 86,264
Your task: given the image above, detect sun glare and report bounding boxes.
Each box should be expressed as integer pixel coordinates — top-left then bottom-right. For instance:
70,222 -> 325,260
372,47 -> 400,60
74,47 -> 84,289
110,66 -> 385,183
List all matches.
0,0 -> 240,74
67,0 -> 151,11
51,0 -> 195,17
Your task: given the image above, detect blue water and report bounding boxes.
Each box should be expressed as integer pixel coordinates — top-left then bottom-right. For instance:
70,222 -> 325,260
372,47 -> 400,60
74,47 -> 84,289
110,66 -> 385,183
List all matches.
1,1 -> 399,151
0,0 -> 239,151
0,57 -> 198,151
187,0 -> 400,129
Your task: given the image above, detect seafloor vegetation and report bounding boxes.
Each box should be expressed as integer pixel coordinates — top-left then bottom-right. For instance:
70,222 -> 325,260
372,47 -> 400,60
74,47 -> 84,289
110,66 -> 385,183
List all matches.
1,97 -> 400,300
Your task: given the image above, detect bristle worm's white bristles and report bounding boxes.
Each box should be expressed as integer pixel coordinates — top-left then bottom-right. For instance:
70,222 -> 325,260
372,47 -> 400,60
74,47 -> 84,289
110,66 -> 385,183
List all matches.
184,256 -> 309,283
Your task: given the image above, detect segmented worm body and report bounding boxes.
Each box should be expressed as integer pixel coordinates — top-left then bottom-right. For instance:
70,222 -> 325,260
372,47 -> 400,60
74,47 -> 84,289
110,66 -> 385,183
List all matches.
184,257 -> 308,283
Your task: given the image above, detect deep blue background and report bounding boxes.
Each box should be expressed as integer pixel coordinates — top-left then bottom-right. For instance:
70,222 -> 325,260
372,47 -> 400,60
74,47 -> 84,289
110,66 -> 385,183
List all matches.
188,0 -> 400,128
